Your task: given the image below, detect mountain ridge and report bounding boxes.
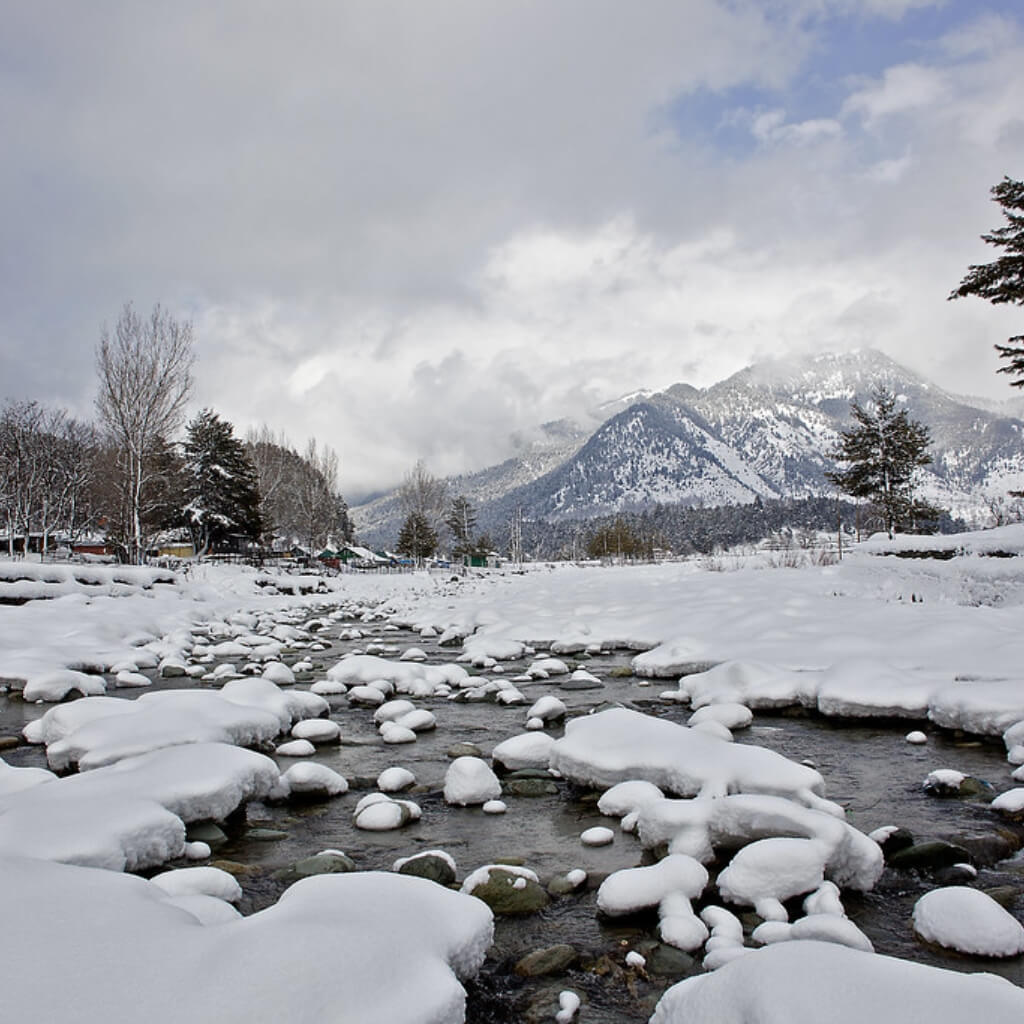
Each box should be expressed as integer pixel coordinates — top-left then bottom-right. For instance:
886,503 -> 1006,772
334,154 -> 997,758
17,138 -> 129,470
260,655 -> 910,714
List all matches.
351,349 -> 1024,546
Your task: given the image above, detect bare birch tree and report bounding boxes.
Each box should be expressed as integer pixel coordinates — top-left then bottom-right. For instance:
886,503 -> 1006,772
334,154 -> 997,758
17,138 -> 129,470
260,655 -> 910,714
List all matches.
0,400 -> 44,556
399,460 -> 447,529
0,400 -> 99,556
246,427 -> 352,553
94,303 -> 195,563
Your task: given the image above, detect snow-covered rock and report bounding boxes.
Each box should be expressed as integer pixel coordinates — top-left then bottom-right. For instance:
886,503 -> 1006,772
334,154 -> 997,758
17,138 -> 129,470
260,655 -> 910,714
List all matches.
377,766 -> 416,792
913,886 -> 1024,956
491,732 -> 555,771
290,719 -> 340,744
444,757 -> 502,806
279,762 -> 348,798
551,708 -> 839,814
651,939 -> 1024,1023
0,856 -> 494,1024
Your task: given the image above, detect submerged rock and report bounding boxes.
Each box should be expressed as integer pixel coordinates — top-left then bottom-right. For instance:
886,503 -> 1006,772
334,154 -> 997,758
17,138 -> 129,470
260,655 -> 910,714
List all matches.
186,822 -> 228,849
246,828 -> 288,842
393,850 -> 457,887
888,841 -> 972,872
505,778 -> 559,797
514,944 -> 579,977
273,850 -> 356,881
447,742 -> 483,759
462,865 -> 549,915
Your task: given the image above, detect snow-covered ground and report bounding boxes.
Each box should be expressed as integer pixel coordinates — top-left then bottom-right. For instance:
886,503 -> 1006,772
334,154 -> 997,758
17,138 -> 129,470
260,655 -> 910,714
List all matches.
1,527 -> 1023,1022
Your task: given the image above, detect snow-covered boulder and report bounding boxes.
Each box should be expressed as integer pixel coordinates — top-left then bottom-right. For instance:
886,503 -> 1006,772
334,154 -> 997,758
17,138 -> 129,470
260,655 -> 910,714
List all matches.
753,912 -> 873,953
0,857 -> 494,1024
279,762 -> 348,799
551,708 -> 839,814
688,703 -> 753,731
377,767 -> 416,792
718,837 -> 828,921
22,669 -> 107,702
650,939 -> 1024,1024
0,742 -> 280,871
930,680 -> 1024,737
149,865 -> 242,902
0,757 -> 57,796
526,695 -> 567,724
290,719 -> 340,744
491,732 -> 555,772
817,659 -> 943,719
444,757 -> 502,806
636,793 -> 882,894
681,660 -> 819,710
913,886 -> 1024,956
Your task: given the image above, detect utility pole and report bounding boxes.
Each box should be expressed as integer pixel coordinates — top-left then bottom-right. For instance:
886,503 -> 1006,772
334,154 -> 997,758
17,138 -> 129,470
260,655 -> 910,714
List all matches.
836,495 -> 843,561
509,506 -> 523,567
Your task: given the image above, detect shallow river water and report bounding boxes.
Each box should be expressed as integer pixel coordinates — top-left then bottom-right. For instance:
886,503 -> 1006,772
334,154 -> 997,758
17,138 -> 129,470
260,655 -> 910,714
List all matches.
2,609 -> 1022,1022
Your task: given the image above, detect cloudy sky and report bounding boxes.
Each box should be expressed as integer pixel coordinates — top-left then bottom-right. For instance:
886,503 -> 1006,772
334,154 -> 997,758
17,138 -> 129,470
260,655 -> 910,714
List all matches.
3,1 -> 1023,500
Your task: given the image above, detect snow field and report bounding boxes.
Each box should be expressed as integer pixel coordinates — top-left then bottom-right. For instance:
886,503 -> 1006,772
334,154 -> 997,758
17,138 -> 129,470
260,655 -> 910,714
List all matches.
4,548 -> 1024,1021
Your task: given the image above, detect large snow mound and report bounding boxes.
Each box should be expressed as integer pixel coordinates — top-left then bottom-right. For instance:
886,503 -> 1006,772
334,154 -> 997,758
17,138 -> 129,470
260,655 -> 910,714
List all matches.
550,708 -> 839,814
27,680 -> 326,771
650,939 -> 1024,1024
913,886 -> 1024,957
0,742 -> 280,870
327,654 -> 469,697
0,856 -> 494,1024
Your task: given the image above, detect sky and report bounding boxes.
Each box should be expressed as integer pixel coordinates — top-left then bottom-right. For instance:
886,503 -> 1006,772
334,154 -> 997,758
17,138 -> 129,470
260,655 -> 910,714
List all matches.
2,0 -> 1024,502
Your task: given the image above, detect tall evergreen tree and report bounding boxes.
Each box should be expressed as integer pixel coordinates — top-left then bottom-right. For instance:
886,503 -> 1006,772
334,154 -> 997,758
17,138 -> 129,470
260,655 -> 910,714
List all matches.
182,409 -> 262,555
445,495 -> 477,557
950,176 -> 1024,386
396,511 -> 437,564
826,387 -> 940,539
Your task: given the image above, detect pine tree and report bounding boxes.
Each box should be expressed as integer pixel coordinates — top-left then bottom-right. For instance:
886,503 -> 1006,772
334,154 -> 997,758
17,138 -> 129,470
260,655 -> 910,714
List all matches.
396,511 -> 437,564
182,409 -> 262,555
825,387 -> 940,539
445,495 -> 477,558
950,176 -> 1024,385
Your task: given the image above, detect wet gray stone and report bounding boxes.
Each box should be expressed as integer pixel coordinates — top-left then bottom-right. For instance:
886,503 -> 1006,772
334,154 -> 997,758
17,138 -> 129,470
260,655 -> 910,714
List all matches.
469,868 -> 549,914
186,822 -> 228,849
888,840 -> 972,872
504,778 -> 559,797
246,828 -> 289,842
447,743 -> 483,758
514,944 -> 579,977
273,851 -> 356,881
395,852 -> 456,886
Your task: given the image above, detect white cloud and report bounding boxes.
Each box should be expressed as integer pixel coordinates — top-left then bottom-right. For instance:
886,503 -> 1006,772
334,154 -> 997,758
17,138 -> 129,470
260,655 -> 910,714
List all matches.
842,64 -> 949,124
3,3 -> 1024,500
750,108 -> 843,146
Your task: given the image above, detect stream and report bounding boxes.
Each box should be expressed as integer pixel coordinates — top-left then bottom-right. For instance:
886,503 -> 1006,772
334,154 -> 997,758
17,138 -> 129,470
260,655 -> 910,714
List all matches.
2,607 -> 1022,1023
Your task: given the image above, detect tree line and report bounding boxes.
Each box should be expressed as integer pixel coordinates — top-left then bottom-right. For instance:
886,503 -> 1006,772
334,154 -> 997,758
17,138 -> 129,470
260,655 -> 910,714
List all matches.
2,302 -> 352,563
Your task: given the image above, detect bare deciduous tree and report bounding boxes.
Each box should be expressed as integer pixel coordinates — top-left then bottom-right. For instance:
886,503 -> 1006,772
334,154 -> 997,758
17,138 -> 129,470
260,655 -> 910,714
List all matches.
94,303 -> 195,563
0,400 -> 99,556
245,426 -> 352,554
399,460 -> 447,535
0,400 -> 45,556
246,424 -> 293,547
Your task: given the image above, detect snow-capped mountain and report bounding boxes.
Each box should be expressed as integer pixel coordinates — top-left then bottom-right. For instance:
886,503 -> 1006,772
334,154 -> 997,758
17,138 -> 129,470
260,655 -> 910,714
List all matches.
351,419 -> 591,539
351,350 -> 1024,543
